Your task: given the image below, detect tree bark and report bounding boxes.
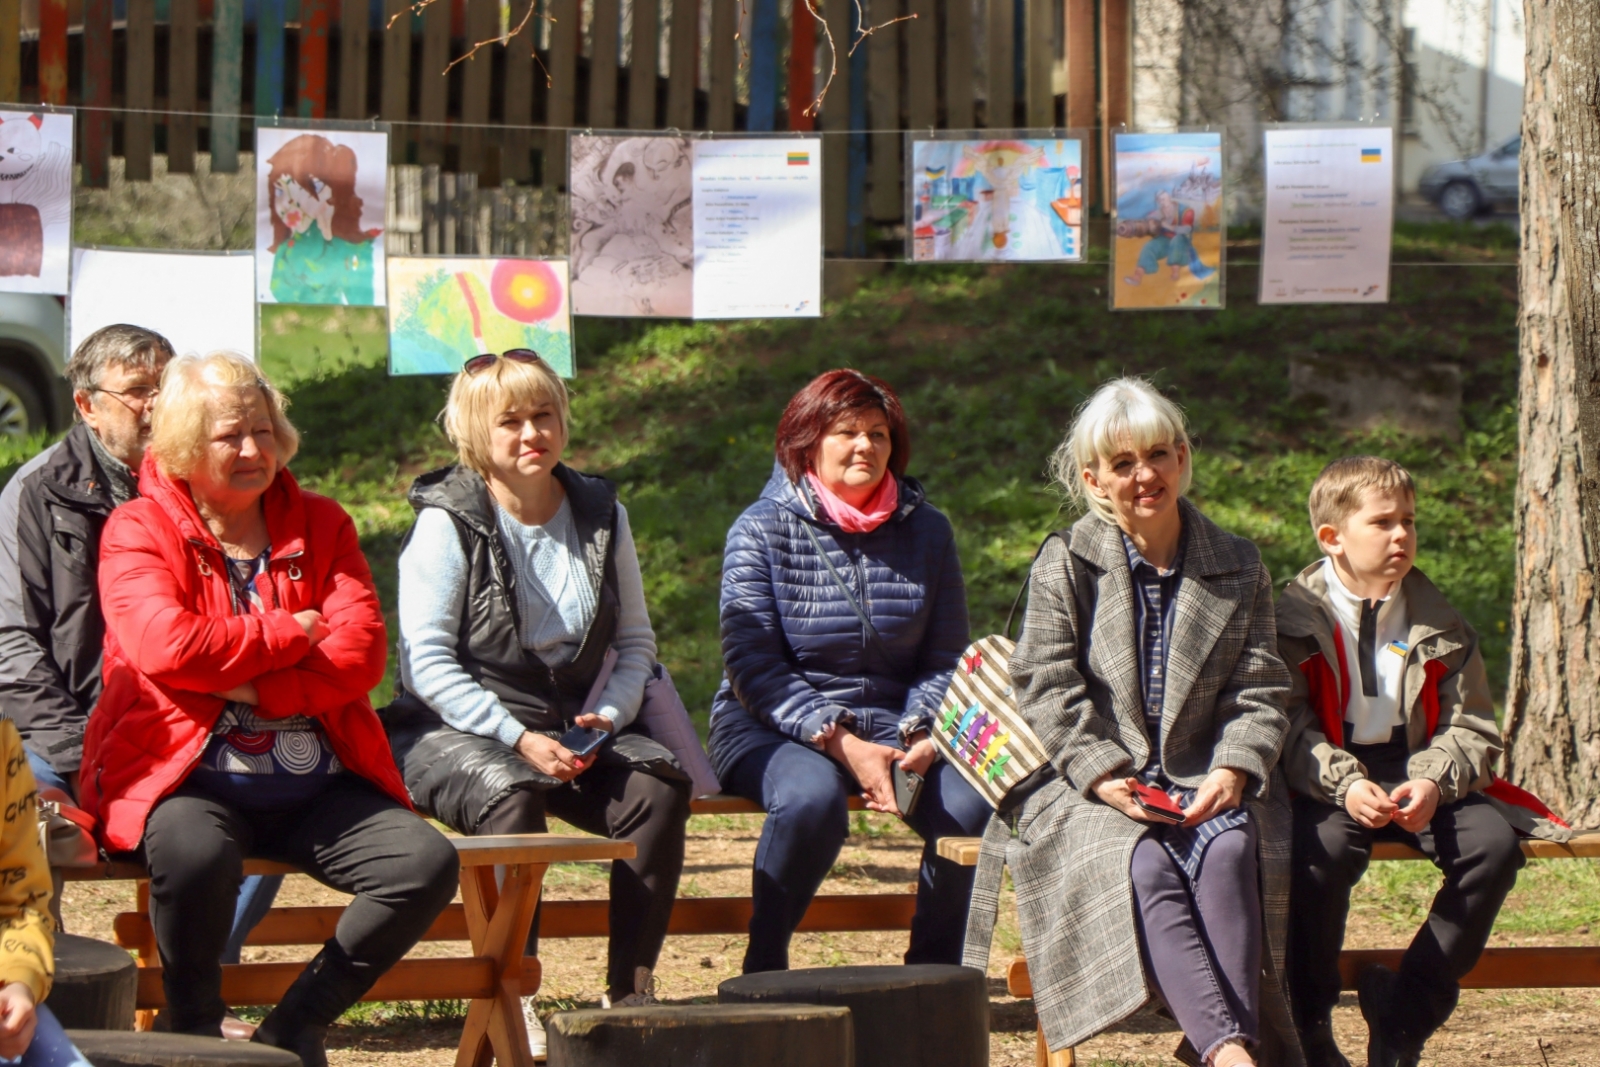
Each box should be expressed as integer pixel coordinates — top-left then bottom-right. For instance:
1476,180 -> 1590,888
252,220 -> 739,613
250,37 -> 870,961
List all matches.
1504,0 -> 1600,827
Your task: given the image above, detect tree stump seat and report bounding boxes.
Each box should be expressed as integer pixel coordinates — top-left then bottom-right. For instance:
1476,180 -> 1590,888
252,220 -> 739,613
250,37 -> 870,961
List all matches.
64,1031 -> 301,1067
49,933 -> 137,1031
546,1003 -> 854,1066
718,964 -> 989,1067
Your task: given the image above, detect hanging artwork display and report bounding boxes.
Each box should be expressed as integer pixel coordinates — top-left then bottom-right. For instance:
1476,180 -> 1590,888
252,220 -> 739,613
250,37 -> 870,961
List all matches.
1260,125 -> 1395,304
905,134 -> 1088,263
387,257 -> 574,376
255,124 -> 389,306
1110,131 -> 1225,311
70,249 -> 257,359
0,108 -> 73,295
569,133 -> 823,319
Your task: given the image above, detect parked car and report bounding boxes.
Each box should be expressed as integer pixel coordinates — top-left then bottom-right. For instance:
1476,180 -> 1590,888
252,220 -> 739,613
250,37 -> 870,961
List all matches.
1418,136 -> 1520,220
0,294 -> 71,439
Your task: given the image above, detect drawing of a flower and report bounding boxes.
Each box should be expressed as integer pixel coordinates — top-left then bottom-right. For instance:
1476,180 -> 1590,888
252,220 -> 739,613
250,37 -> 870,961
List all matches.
490,259 -> 563,323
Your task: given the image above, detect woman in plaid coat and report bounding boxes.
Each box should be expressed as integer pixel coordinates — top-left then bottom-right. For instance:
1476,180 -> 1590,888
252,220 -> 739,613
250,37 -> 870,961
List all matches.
978,379 -> 1303,1067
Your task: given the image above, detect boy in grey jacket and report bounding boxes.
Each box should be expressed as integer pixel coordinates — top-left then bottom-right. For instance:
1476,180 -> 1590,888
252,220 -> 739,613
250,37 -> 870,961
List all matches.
1277,456 -> 1567,1067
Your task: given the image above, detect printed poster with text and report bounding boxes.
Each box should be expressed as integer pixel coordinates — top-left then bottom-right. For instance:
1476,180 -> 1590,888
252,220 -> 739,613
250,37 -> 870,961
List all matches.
568,134 -> 822,318
1260,126 -> 1394,304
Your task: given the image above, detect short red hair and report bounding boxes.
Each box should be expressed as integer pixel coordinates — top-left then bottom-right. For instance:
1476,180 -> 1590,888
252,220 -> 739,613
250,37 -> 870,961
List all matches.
774,369 -> 910,483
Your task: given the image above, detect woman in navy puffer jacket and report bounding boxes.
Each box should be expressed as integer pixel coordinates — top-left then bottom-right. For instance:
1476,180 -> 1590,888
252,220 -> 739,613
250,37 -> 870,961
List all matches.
708,369 -> 990,973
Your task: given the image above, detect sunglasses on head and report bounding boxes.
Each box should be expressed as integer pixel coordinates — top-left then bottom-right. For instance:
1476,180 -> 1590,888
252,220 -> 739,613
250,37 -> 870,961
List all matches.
463,349 -> 544,375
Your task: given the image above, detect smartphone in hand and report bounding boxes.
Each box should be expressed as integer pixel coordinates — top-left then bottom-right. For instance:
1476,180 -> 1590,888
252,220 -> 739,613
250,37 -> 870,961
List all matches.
1129,780 -> 1186,824
892,763 -> 924,818
557,724 -> 611,760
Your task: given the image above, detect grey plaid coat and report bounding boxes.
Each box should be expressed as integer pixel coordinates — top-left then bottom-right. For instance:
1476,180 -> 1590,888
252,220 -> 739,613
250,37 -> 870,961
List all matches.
965,501 -> 1303,1065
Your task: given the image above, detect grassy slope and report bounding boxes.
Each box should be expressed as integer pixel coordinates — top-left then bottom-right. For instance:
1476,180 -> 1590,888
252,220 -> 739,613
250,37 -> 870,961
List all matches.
237,224 -> 1520,727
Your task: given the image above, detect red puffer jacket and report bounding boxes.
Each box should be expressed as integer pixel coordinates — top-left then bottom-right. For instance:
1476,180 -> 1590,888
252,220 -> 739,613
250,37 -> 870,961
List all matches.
82,455 -> 410,853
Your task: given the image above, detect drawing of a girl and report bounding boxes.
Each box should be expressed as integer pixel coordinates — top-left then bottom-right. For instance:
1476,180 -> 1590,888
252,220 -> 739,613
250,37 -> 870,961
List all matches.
266,134 -> 381,304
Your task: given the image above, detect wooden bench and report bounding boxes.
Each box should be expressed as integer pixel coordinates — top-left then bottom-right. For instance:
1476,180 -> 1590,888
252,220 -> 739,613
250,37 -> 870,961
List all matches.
67,833 -> 635,1067
936,831 -> 1600,1067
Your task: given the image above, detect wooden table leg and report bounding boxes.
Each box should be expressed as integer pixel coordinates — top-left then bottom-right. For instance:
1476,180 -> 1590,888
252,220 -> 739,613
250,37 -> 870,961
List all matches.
456,861 -> 547,1067
1035,1024 -> 1075,1066
132,879 -> 159,1032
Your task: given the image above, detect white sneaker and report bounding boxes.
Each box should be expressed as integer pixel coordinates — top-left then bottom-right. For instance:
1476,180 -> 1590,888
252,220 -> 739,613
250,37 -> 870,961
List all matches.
522,996 -> 548,1061
600,966 -> 659,1008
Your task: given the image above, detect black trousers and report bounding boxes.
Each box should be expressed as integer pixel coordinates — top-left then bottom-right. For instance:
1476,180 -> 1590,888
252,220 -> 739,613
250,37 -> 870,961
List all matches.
140,775 -> 460,1035
477,763 -> 690,998
1287,737 -> 1523,1042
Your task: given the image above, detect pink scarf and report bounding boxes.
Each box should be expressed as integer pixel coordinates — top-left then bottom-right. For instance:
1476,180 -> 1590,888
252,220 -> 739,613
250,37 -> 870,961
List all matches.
805,471 -> 900,533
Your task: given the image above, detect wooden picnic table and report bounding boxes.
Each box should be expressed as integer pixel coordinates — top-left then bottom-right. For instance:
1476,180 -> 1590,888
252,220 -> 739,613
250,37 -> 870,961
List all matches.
67,833 -> 635,1067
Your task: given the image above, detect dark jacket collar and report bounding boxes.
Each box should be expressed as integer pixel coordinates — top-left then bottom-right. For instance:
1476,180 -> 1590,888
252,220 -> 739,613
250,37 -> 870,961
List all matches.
1070,497 -> 1242,578
137,451 -> 309,562
759,460 -> 926,528
407,462 -> 618,541
35,422 -> 121,513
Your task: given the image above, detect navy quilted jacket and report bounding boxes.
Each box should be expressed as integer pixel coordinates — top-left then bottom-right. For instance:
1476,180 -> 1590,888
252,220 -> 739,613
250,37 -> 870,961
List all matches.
707,463 -> 970,779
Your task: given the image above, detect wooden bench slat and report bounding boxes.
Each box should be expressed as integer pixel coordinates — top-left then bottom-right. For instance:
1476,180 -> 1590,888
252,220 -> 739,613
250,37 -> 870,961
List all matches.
134,956 -> 498,1008
690,795 -> 868,816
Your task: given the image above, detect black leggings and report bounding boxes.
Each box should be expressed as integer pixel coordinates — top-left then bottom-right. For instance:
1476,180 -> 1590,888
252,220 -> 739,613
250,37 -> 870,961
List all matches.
478,763 -> 690,998
140,775 -> 460,1035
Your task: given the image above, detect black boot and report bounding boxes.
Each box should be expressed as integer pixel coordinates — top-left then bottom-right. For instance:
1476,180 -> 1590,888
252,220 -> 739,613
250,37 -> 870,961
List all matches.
252,941 -> 378,1067
1298,1015 -> 1350,1067
1358,966 -> 1422,1067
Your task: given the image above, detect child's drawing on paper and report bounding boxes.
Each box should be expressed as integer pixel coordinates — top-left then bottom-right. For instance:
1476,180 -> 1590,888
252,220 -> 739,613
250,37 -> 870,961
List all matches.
256,127 -> 389,306
0,110 -> 73,294
568,135 -> 693,317
1112,132 -> 1224,310
909,138 -> 1085,262
388,257 -> 573,376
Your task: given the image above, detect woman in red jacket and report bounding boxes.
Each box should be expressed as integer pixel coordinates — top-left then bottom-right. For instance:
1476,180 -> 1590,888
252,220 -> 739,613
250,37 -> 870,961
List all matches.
81,351 -> 458,1065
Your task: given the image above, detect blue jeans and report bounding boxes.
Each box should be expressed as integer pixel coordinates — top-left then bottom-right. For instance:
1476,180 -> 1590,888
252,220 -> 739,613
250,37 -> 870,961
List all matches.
720,734 -> 991,973
5,1005 -> 91,1067
24,749 -> 283,965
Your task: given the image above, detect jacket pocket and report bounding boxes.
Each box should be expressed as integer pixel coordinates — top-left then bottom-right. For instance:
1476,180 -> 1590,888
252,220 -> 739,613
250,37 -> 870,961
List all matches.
1016,778 -> 1070,844
49,506 -> 96,579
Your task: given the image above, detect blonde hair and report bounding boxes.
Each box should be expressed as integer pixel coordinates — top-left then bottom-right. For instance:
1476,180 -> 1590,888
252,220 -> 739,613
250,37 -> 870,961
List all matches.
442,356 -> 571,479
1308,456 -> 1416,537
1051,377 -> 1193,524
150,352 -> 300,479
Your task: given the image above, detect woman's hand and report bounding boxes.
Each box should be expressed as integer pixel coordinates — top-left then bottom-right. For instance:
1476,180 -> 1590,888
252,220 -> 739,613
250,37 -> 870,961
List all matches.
213,682 -> 260,704
1092,775 -> 1164,823
897,732 -> 937,776
514,731 -> 587,782
1183,767 -> 1248,827
294,609 -> 331,647
1389,778 -> 1441,833
0,981 -> 37,1059
824,730 -> 902,815
572,713 -> 615,734
1344,778 -> 1399,829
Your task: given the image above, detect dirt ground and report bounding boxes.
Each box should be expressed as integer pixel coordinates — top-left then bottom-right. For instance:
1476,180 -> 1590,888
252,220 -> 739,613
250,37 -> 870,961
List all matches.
59,812 -> 1600,1067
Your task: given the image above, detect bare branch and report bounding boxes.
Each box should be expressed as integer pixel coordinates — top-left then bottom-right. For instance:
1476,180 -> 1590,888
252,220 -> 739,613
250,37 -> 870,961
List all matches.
441,0 -> 544,76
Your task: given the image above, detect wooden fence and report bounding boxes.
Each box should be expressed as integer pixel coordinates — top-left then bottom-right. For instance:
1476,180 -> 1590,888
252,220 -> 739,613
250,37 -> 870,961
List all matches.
1,0 -> 1131,253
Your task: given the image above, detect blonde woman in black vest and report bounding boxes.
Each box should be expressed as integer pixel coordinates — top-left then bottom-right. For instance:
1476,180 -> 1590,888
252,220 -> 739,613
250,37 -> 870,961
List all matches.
385,352 -> 690,1059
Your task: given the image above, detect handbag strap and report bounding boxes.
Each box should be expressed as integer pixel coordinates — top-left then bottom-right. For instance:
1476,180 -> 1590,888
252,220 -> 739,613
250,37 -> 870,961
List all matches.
1003,530 -> 1098,643
799,519 -> 897,666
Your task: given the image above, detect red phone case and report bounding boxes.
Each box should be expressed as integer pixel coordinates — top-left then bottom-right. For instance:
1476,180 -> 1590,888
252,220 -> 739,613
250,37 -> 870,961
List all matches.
1130,781 -> 1187,823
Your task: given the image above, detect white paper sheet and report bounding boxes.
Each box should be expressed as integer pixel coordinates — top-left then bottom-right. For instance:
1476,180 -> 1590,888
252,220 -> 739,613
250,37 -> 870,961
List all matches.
0,109 -> 74,295
70,249 -> 258,360
1260,127 -> 1394,304
690,138 -> 822,319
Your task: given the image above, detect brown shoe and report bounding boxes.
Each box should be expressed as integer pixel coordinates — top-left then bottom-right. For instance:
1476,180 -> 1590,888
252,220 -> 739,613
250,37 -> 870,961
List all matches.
221,1012 -> 258,1041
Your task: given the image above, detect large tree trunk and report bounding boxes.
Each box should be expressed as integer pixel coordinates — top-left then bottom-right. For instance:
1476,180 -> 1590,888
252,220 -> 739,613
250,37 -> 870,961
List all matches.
1503,0 -> 1600,827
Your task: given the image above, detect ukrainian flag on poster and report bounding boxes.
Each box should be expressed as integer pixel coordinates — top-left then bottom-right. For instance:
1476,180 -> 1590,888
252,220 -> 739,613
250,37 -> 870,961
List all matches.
1361,147 -> 1382,163
787,151 -> 810,166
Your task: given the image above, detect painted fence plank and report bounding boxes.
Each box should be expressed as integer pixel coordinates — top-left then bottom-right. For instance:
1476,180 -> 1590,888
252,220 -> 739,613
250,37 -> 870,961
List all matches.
589,0 -> 622,127
299,0 -> 331,117
125,0 -> 156,181
1098,0 -> 1129,208
168,0 -> 199,172
819,0 -> 851,252
945,0 -> 974,128
866,0 -> 899,219
459,0 -> 495,174
1064,0 -> 1092,198
211,0 -> 244,173
984,0 -> 1012,127
257,0 -> 287,116
340,0 -> 371,117
501,0 -> 534,182
381,0 -> 413,162
546,0 -> 578,182
627,0 -> 660,128
786,0 -> 815,130
0,0 -> 18,104
903,0 -> 934,131
846,0 -> 866,252
418,0 -> 450,163
745,0 -> 778,130
666,0 -> 696,128
707,0 -> 735,130
1024,0 -> 1051,126
81,0 -> 115,186
38,0 -> 67,104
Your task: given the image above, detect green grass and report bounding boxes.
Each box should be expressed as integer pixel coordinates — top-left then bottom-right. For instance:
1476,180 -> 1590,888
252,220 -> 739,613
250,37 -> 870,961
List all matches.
1351,857 -> 1600,940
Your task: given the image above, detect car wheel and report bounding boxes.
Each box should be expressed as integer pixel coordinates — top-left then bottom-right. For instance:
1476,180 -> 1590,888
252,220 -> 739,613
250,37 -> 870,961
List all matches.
0,366 -> 47,439
1438,181 -> 1482,220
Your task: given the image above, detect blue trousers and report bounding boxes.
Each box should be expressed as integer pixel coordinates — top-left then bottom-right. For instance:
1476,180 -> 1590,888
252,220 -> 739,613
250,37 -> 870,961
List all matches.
5,1005 -> 91,1067
25,749 -> 282,965
720,736 -> 991,973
